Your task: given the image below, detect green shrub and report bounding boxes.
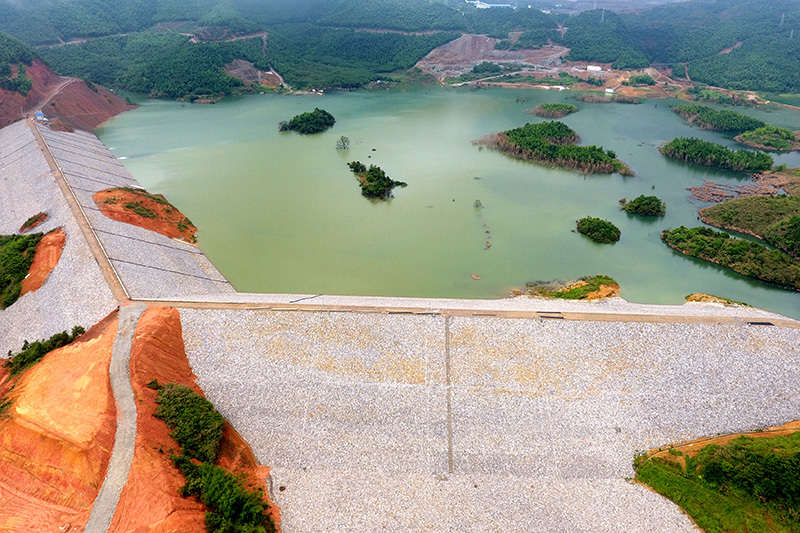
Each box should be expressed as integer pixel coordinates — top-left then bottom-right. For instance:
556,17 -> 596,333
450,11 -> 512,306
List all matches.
621,195 -> 666,217
576,217 -> 620,244
3,326 -> 85,376
1,233 -> 43,309
123,201 -> 158,219
172,455 -> 276,533
154,384 -> 224,463
629,74 -> 656,86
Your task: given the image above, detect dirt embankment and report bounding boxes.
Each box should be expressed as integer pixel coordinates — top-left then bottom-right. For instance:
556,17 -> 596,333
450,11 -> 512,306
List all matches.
94,188 -> 198,243
20,227 -> 65,296
0,311 -> 119,532
110,306 -> 281,532
0,58 -> 133,131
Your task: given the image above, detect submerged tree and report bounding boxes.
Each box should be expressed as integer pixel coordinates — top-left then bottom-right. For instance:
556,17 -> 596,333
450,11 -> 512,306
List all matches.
336,135 -> 350,150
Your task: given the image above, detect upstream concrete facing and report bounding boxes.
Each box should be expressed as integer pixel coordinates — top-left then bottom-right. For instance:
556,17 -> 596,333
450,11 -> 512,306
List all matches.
181,308 -> 800,532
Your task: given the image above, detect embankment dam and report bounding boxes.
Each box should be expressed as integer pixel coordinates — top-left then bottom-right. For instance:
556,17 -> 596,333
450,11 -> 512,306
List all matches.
2,118 -> 799,531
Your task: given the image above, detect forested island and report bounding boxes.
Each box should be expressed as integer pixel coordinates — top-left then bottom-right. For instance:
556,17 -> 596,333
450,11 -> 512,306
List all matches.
576,217 -> 620,244
529,103 -> 578,118
486,121 -> 632,176
661,226 -> 800,291
660,138 -> 773,173
280,108 -> 335,134
347,161 -> 406,199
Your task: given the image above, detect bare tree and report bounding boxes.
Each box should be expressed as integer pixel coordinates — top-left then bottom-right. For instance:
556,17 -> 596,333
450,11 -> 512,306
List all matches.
336,135 -> 350,150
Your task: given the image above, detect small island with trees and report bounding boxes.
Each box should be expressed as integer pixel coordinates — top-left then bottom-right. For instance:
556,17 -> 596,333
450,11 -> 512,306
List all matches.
529,103 -> 578,118
620,195 -> 665,217
279,108 -> 336,134
347,161 -> 407,199
660,137 -> 773,173
483,121 -> 632,175
576,217 -> 621,243
671,104 -> 766,134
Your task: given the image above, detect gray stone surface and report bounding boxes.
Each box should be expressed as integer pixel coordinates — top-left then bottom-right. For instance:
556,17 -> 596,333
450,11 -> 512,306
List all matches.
181,308 -> 798,532
0,121 -> 116,355
39,125 -> 235,299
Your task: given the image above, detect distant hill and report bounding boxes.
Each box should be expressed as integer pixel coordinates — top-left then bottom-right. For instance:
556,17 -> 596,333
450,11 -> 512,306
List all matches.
1,0 -> 798,94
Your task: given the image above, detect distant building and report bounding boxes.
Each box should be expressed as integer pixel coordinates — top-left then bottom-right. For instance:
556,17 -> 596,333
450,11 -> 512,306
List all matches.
467,0 -> 514,8
587,65 -> 602,72
35,112 -> 44,121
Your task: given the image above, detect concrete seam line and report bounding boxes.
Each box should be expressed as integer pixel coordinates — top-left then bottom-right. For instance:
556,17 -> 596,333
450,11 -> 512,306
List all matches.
84,304 -> 145,533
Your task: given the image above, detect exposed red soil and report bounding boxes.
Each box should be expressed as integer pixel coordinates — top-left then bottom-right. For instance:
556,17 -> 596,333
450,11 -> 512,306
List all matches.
110,307 -> 280,532
20,227 -> 65,296
94,188 -> 198,243
0,59 -> 133,131
0,311 -> 118,532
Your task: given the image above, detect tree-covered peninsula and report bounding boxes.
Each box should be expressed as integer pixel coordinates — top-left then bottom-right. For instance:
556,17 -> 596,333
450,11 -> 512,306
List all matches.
736,126 -> 800,152
660,138 -> 773,173
487,121 -> 632,176
280,108 -> 335,134
661,226 -> 800,291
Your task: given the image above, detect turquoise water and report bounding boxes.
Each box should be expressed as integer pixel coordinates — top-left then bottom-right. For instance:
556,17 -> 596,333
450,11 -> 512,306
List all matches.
97,87 -> 800,318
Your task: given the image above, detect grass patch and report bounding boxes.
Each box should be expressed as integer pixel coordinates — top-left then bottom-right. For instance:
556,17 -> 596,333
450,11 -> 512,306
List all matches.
120,186 -> 169,205
0,399 -> 12,418
0,232 -> 43,309
154,383 -> 224,464
700,196 -> 800,260
662,226 -> 800,290
577,217 -> 621,243
123,201 -> 158,219
635,432 -> 800,532
3,326 -> 85,376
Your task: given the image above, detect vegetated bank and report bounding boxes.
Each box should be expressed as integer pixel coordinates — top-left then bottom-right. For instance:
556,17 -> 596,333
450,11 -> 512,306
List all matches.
661,226 -> 800,291
700,196 -> 800,260
482,121 -> 632,176
528,103 -> 577,118
577,217 -> 621,244
519,274 -> 619,300
279,108 -> 335,134
620,195 -> 665,217
574,94 -> 640,105
671,104 -> 766,134
635,426 -> 800,533
660,137 -> 773,173
347,161 -> 407,199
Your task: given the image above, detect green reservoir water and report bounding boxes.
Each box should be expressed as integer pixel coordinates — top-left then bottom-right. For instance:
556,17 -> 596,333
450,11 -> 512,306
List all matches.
97,88 -> 800,319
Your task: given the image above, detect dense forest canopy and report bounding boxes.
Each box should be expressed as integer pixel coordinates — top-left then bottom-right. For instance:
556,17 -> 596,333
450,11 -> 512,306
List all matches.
2,0 -> 800,94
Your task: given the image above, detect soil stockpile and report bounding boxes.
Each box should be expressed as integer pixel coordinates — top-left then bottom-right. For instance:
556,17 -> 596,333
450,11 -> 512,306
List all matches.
0,311 -> 118,531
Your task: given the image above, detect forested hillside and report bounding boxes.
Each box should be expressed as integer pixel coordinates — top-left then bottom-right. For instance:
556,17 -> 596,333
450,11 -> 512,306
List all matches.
2,0 -> 799,96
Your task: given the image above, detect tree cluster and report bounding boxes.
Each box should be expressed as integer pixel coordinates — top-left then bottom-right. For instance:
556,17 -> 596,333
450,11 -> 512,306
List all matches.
660,137 -> 773,173
530,103 -> 578,118
620,195 -> 665,217
280,108 -> 335,134
0,232 -> 43,309
576,217 -> 621,244
737,126 -> 798,152
347,161 -> 406,199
